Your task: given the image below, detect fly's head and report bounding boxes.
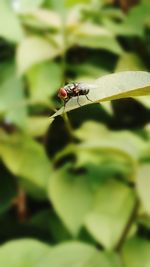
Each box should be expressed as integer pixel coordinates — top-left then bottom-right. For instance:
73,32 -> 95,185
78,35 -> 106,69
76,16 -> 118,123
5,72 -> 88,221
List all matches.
58,87 -> 68,101
58,83 -> 78,101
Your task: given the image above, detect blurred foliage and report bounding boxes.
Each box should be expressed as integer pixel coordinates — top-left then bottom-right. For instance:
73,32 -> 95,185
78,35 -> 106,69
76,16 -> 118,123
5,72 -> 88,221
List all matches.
0,0 -> 150,266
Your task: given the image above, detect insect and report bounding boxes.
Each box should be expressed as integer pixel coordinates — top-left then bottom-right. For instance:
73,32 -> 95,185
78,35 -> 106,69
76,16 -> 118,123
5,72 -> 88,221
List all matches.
58,82 -> 93,109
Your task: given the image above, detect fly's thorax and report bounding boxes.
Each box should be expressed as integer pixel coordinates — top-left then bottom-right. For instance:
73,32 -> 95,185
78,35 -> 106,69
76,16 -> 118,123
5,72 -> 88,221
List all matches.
64,83 -> 76,93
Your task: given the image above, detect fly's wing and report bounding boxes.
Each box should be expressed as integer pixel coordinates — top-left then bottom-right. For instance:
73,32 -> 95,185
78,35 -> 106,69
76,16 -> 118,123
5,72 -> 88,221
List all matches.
77,82 -> 96,97
77,82 -> 95,91
78,82 -> 103,101
77,77 -> 112,103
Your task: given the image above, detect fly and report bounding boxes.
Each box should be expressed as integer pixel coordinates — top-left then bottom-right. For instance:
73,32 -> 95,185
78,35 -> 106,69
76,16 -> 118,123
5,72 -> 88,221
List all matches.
58,82 -> 93,110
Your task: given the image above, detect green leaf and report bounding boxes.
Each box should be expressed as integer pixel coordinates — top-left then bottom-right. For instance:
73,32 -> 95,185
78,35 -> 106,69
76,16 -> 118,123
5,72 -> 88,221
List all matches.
0,131 -> 51,199
84,251 -> 121,267
75,121 -> 146,161
17,36 -> 60,74
115,53 -> 146,72
103,1 -> 150,37
84,178 -> 136,249
21,9 -> 62,30
0,0 -> 24,43
68,63 -> 109,79
0,62 -> 27,129
115,52 -> 149,108
65,0 -> 91,8
120,1 -> 150,37
13,0 -> 44,11
44,0 -> 65,13
136,164 -> 150,215
49,165 -> 136,248
0,239 -> 51,267
0,237 -> 123,267
26,116 -> 53,137
27,61 -> 62,101
55,121 -> 146,182
122,237 -> 150,267
138,215 -> 150,229
52,71 -> 150,117
54,144 -> 133,182
40,242 -> 121,267
49,165 -> 93,235
135,96 -> 150,109
2,240 -> 113,267
100,101 -> 113,115
29,209 -> 71,242
72,23 -> 123,54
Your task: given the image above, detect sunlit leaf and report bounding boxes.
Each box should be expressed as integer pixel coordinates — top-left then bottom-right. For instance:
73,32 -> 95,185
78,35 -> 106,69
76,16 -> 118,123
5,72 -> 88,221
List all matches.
85,179 -> 136,249
27,61 -> 62,101
100,101 -> 113,115
49,165 -> 93,235
115,54 -> 150,109
72,23 -> 123,54
44,0 -> 65,13
52,71 -> 150,117
0,62 -> 27,129
136,164 -> 150,215
115,53 -> 146,72
75,121 -> 147,161
0,131 -> 51,199
0,0 -> 24,43
0,239 -> 50,267
20,8 -> 62,33
12,0 -> 44,12
84,251 -> 121,267
54,143 -> 134,181
49,164 -> 136,248
17,36 -> 60,74
135,96 -> 150,109
65,0 -> 91,8
23,9 -> 62,29
26,116 -> 53,137
40,241 -> 121,267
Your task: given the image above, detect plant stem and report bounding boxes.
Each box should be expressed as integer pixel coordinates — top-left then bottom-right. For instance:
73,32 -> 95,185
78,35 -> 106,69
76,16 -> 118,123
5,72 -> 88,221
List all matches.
115,198 -> 140,252
62,111 -> 74,137
13,186 -> 27,223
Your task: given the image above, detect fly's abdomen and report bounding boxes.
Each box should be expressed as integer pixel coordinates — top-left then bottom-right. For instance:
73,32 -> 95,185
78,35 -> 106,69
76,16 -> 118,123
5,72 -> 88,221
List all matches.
79,89 -> 89,96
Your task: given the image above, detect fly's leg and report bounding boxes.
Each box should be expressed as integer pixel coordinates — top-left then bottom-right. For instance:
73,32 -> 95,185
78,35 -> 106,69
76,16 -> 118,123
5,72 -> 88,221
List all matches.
77,94 -> 82,107
63,99 -> 69,113
85,95 -> 93,103
63,102 -> 66,113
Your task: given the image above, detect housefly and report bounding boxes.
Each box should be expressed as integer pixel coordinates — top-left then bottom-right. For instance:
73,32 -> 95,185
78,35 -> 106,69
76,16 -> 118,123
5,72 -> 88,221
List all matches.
58,82 -> 93,109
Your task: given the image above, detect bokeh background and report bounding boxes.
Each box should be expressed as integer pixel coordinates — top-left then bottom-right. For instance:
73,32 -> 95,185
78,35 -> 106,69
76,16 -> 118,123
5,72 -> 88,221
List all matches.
0,0 -> 150,266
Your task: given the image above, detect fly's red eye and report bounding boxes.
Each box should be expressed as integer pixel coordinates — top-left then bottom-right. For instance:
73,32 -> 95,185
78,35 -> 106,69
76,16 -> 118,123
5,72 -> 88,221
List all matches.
58,88 -> 67,99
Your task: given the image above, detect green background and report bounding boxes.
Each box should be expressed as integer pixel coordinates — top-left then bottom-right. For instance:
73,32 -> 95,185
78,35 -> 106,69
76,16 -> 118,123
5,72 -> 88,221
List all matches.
0,0 -> 150,266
